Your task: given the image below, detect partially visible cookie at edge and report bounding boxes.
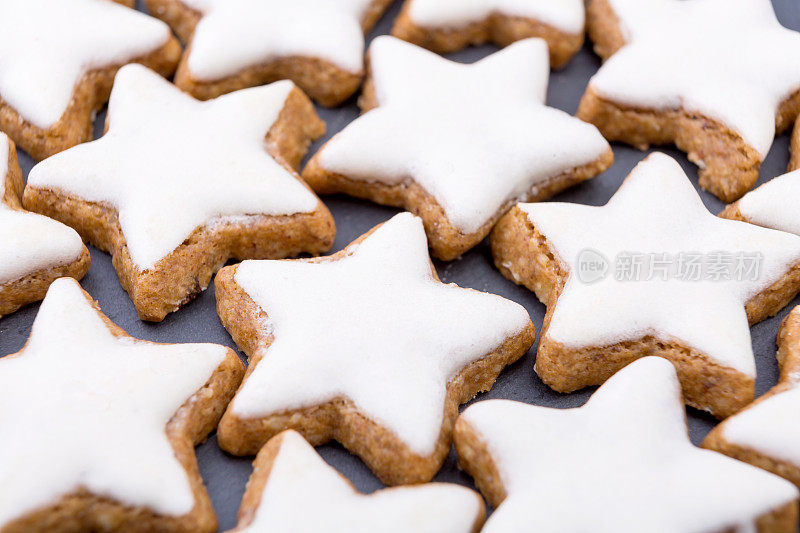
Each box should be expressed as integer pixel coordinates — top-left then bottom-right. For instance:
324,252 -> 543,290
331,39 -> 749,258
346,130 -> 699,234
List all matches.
0,133 -> 89,317
391,0 -> 585,68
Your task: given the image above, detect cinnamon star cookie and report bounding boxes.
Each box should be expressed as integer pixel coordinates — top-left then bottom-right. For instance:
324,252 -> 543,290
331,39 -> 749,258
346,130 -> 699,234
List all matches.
392,0 -> 586,68
491,152 -> 800,418
215,212 -> 535,485
25,64 -> 334,322
578,0 -> 800,202
304,36 -> 612,260
0,278 -> 244,532
455,357 -> 800,532
0,0 -> 180,160
225,430 -> 484,533
146,0 -> 393,106
721,169 -> 800,235
0,133 -> 89,317
704,305 -> 800,489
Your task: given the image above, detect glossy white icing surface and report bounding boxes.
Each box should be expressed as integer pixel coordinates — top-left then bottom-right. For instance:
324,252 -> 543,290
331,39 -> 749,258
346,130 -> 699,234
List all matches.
0,133 -> 84,285
589,0 -> 800,157
0,278 -> 227,528
318,37 -> 609,235
183,0 -> 375,79
461,357 -> 800,532
0,0 -> 171,128
408,0 -> 585,35
231,213 -> 530,455
737,169 -> 800,236
521,153 -> 800,376
236,431 -> 483,532
28,65 -> 319,270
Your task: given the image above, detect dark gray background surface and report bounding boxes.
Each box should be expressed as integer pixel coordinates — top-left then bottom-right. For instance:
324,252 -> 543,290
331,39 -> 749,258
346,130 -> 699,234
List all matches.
1,1 -> 799,530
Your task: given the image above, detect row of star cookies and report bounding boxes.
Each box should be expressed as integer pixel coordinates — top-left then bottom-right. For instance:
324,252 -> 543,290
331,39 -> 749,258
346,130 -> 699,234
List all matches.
6,275 -> 800,532
0,0 -> 586,160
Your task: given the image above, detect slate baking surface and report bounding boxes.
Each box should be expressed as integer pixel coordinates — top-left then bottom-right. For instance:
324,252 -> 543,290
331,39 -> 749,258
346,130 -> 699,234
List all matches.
1,0 -> 799,530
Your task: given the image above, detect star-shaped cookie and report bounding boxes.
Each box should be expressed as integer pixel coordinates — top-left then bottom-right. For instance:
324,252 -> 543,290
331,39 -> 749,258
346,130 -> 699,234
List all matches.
491,152 -> 800,418
578,0 -> 800,202
226,430 -> 485,533
25,64 -> 335,322
391,0 -> 585,68
455,357 -> 800,532
145,0 -> 393,106
721,169 -> 800,236
704,304 -> 800,489
0,277 -> 244,532
0,0 -> 181,160
214,212 -> 535,485
304,36 -> 612,260
0,133 -> 89,317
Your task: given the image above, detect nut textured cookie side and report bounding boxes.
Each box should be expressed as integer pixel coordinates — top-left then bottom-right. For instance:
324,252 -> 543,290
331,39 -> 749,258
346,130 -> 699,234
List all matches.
147,0 -> 393,106
215,213 -> 535,485
0,133 -> 89,316
578,0 -> 800,202
0,278 -> 245,533
0,0 -> 181,160
24,65 -> 335,322
703,306 -> 800,489
304,36 -> 612,260
454,358 -> 800,532
224,430 -> 485,533
491,153 -> 800,419
390,0 -> 585,68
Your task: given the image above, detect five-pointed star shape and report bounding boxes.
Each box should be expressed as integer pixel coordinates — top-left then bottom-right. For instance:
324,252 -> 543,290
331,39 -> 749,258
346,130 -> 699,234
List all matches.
217,213 -> 532,473
404,0 -> 585,37
727,168 -> 800,236
0,278 -> 231,529
309,36 -> 611,257
179,0 -> 376,79
228,430 -> 484,533
586,0 -> 800,162
704,305 -> 800,486
0,0 -> 171,128
0,133 -> 85,289
457,357 -> 800,532
28,64 -> 320,271
520,153 -> 800,390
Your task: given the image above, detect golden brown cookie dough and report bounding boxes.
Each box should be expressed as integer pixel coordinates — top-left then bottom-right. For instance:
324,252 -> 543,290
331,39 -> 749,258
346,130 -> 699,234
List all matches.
578,0 -> 800,202
0,279 -> 245,533
390,0 -> 584,68
0,137 -> 90,317
214,215 -> 536,486
490,154 -> 800,419
791,115 -> 800,172
0,0 -> 180,160
146,0 -> 393,106
23,71 -> 335,322
703,306 -> 800,489
225,430 -> 486,533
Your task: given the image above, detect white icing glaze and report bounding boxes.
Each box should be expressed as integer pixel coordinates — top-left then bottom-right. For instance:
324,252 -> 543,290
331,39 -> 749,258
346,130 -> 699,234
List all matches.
0,133 -> 85,285
408,0 -> 585,35
231,212 -> 530,456
723,387 -> 800,467
28,64 -> 319,270
0,0 -> 171,128
235,431 -> 482,533
183,0 -> 375,79
588,0 -> 800,157
737,169 -> 800,235
460,357 -> 800,532
318,36 -> 609,235
0,278 -> 227,528
520,153 -> 800,376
